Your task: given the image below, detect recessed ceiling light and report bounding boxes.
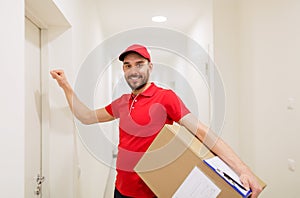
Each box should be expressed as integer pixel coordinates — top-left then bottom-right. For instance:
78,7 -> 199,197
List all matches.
152,16 -> 167,23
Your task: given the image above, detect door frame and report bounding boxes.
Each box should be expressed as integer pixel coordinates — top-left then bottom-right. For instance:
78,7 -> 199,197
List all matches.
25,1 -> 70,197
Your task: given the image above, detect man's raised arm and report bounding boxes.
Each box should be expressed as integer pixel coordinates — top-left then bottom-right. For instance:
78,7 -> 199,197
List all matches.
50,69 -> 114,124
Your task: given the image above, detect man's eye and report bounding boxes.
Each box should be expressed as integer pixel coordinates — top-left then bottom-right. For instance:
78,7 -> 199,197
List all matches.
137,63 -> 143,68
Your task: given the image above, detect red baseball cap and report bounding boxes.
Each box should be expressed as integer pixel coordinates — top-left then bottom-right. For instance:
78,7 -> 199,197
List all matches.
119,44 -> 151,62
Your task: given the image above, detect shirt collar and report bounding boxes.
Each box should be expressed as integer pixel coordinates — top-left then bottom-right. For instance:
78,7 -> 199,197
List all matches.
131,82 -> 157,98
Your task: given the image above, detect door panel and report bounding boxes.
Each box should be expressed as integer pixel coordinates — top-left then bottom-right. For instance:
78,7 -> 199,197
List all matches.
25,17 -> 42,198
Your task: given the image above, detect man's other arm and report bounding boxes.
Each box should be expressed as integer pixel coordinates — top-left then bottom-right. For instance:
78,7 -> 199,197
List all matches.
179,113 -> 262,198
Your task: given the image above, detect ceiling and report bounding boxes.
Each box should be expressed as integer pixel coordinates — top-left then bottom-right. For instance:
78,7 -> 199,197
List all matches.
96,0 -> 211,38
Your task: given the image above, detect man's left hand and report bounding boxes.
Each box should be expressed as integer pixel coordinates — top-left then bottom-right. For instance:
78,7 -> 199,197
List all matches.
239,172 -> 263,198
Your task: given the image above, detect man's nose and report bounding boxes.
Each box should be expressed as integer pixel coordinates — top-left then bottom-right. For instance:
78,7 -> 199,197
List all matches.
128,66 -> 140,73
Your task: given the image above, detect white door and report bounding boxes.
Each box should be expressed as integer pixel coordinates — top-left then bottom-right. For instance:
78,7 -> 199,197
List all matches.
25,17 -> 43,198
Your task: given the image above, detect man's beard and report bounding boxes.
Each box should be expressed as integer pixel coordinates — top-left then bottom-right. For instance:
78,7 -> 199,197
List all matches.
131,81 -> 147,91
126,73 -> 149,91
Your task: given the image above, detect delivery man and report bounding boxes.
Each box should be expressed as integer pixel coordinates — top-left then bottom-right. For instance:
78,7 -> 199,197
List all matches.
50,44 -> 262,198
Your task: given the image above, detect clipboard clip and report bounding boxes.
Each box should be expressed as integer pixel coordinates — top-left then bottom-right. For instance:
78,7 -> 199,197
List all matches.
216,168 -> 249,192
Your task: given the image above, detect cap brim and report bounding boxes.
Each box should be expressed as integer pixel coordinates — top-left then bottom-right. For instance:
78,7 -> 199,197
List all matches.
119,51 -> 149,62
119,51 -> 135,61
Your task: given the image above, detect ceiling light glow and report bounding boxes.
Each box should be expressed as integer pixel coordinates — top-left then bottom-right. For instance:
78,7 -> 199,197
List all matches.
152,16 -> 167,23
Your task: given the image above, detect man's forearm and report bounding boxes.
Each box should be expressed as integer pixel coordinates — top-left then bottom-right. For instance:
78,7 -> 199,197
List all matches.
186,115 -> 251,176
50,69 -> 110,125
180,113 -> 252,177
62,85 -> 97,124
180,113 -> 262,197
208,136 -> 250,176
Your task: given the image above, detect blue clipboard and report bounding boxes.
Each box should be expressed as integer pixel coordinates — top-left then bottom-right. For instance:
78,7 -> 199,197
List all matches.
203,157 -> 252,198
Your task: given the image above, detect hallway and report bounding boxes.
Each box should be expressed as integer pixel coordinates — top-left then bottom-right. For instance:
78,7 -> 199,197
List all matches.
1,0 -> 300,197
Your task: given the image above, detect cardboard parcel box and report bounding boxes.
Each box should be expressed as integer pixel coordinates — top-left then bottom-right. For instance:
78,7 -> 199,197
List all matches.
134,125 -> 266,198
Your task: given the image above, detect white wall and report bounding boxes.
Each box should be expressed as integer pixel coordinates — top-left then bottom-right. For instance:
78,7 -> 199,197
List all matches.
0,0 -> 25,197
238,0 -> 300,197
213,0 -> 240,152
186,0 -> 214,127
213,0 -> 300,197
188,0 -> 214,58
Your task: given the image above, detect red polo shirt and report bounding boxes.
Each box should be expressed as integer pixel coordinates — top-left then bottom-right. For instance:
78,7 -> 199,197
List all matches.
105,83 -> 190,197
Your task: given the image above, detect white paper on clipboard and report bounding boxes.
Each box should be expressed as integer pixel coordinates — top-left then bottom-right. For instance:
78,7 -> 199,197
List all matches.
172,166 -> 221,198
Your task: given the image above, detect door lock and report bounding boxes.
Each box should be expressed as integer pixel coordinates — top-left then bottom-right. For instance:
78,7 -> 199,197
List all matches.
34,174 -> 45,196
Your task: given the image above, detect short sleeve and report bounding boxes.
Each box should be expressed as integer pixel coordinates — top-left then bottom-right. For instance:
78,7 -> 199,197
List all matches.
105,103 -> 114,117
164,90 -> 190,122
105,94 -> 131,118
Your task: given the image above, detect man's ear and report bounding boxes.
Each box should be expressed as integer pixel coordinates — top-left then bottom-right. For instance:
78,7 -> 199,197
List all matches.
149,62 -> 153,72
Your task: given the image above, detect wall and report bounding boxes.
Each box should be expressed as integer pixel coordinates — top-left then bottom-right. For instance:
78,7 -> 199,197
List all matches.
186,0 -> 214,127
213,0 -> 300,197
238,0 -> 300,197
0,0 -> 24,197
212,0 -> 240,152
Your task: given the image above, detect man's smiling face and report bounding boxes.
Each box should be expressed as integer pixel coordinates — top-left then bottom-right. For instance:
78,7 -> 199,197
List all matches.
123,53 -> 153,92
